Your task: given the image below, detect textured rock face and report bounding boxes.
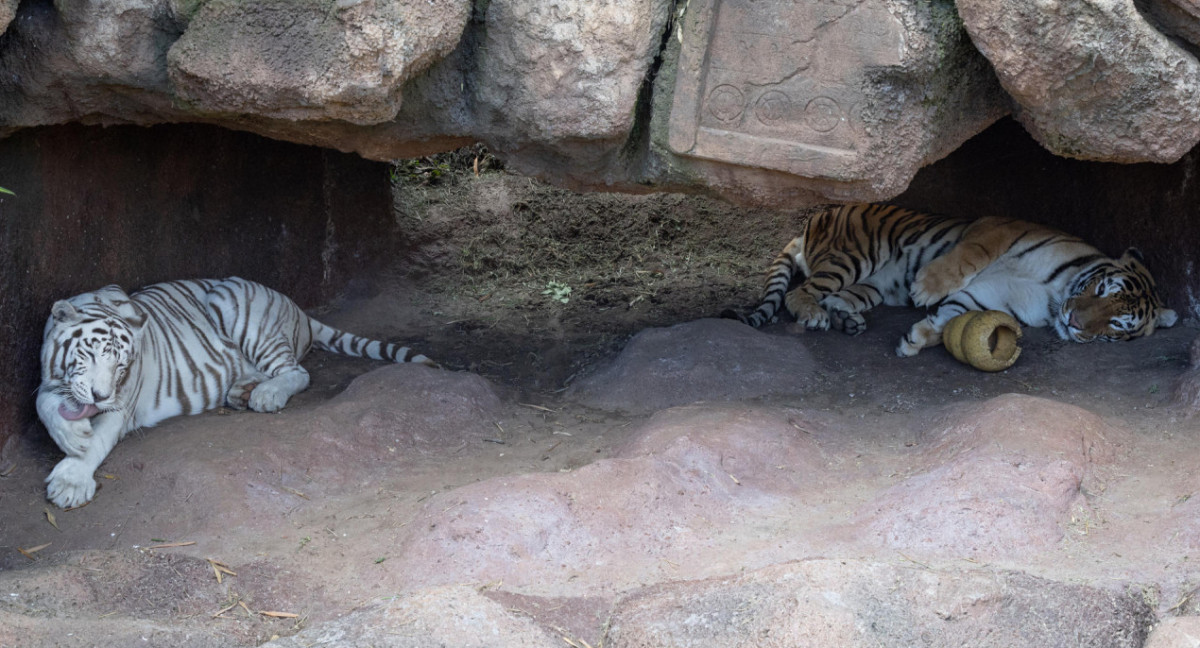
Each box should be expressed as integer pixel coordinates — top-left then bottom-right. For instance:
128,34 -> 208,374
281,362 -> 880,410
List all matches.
957,0 -> 1200,163
658,0 -> 1008,203
1144,617 -> 1200,648
0,0 -> 1006,206
265,587 -> 562,648
0,0 -> 16,35
1140,0 -> 1200,47
471,0 -> 672,178
168,0 -> 471,125
3,0 -> 1200,203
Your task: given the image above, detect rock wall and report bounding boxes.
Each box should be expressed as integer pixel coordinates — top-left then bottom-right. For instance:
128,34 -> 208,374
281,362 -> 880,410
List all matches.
5,0 -> 1198,206
0,124 -> 396,465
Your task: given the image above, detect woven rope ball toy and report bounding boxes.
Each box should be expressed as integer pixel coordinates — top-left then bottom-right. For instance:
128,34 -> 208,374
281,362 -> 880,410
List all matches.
942,310 -> 1023,372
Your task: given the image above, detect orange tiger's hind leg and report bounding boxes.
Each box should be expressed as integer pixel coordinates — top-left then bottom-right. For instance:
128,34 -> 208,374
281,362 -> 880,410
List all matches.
910,217 -> 1019,306
822,284 -> 885,336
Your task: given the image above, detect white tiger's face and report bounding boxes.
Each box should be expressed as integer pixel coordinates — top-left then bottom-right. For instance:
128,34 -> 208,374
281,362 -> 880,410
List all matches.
42,287 -> 145,416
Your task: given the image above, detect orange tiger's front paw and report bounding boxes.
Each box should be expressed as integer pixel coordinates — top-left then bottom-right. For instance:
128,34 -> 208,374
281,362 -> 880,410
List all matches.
785,290 -> 829,330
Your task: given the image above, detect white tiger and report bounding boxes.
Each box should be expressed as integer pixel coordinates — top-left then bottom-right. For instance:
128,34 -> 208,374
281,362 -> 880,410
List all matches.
37,277 -> 434,508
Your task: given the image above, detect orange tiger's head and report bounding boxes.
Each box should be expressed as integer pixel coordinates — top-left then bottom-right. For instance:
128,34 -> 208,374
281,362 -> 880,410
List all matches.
1057,249 -> 1177,343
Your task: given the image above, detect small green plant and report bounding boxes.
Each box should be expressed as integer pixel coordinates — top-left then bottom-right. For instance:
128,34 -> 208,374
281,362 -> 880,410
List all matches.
0,187 -> 13,196
542,280 -> 572,304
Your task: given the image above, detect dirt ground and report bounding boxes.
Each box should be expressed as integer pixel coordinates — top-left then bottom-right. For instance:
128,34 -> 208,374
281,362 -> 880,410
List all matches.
1,158 -> 1198,646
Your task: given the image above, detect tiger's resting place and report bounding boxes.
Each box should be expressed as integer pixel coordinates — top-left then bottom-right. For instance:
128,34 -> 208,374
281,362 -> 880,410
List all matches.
3,0 -> 1200,645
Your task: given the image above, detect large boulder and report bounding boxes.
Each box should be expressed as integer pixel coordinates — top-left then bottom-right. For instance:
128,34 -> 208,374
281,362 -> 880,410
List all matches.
0,0 -> 16,35
1,0 -> 1198,203
470,0 -> 673,180
1139,0 -> 1200,47
167,0 -> 471,125
649,0 -> 1009,205
957,0 -> 1200,162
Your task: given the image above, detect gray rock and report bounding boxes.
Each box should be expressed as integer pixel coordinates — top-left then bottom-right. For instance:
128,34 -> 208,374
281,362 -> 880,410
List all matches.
567,318 -> 817,414
1138,0 -> 1200,49
650,0 -> 1009,205
167,0 -> 471,125
471,0 -> 673,180
957,0 -> 1200,162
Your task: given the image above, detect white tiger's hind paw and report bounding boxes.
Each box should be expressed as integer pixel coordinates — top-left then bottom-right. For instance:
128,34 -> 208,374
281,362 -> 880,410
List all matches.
46,457 -> 97,508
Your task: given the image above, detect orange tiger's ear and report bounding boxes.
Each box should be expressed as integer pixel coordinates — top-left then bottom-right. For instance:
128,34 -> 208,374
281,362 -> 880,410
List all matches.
1120,247 -> 1146,263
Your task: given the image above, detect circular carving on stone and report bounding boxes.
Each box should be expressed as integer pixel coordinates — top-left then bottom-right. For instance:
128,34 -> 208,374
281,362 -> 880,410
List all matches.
707,84 -> 746,123
804,96 -> 842,132
754,91 -> 791,125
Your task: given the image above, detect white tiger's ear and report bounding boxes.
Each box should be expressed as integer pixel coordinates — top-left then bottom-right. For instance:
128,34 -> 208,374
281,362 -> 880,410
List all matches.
51,300 -> 81,324
92,284 -> 129,304
1158,308 -> 1178,328
116,300 -> 148,331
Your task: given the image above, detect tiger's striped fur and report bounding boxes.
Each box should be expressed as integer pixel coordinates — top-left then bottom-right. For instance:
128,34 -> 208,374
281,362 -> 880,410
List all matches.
37,277 -> 433,508
729,204 -> 1177,357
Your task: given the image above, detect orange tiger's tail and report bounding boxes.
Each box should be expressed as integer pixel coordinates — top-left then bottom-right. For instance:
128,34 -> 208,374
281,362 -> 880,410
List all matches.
724,236 -> 807,328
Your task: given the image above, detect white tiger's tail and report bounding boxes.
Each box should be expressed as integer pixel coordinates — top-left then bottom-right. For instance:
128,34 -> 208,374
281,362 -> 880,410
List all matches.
725,236 -> 807,328
310,320 -> 436,367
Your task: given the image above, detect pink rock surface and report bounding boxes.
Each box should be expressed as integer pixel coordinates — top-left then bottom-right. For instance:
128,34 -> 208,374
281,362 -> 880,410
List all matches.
864,394 -> 1121,558
393,403 -> 832,596
608,559 -> 1155,648
1144,616 -> 1200,648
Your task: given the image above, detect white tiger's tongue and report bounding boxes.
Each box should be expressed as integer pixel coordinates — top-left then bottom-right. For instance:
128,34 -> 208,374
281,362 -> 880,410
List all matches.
58,401 -> 100,421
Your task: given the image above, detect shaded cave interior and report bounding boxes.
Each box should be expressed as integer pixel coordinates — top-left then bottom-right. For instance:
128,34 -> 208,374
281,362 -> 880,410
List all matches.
1,116 -> 1199,461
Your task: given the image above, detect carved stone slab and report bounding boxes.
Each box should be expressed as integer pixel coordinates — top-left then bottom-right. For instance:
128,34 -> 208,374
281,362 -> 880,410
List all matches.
668,0 -> 903,182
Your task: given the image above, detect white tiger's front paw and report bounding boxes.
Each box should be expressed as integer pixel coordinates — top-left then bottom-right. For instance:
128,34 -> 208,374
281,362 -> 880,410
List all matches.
248,383 -> 290,413
46,457 -> 97,508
